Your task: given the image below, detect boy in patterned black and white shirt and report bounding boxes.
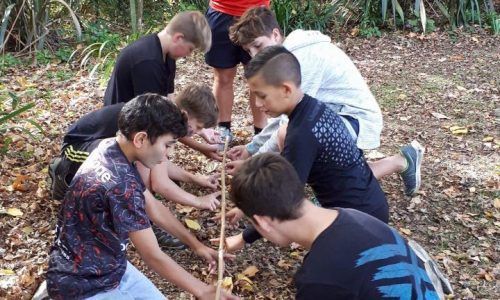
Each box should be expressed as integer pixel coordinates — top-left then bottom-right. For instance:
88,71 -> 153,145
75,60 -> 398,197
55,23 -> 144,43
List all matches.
224,46 -> 389,249
46,94 -> 237,300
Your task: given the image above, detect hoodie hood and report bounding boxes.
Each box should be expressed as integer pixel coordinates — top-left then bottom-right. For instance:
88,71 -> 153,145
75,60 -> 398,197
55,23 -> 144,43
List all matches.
283,29 -> 331,52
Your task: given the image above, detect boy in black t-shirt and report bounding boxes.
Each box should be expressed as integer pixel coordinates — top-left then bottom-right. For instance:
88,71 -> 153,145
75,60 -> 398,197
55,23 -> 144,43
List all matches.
104,11 -> 211,106
50,85 -> 220,210
103,11 -> 223,160
47,94 -> 237,300
223,46 -> 388,249
230,153 -> 440,299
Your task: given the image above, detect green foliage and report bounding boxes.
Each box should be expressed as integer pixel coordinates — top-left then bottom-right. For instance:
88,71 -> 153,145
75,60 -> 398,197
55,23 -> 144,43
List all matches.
0,92 -> 43,148
35,49 -> 53,65
360,21 -> 382,37
175,0 -> 208,12
333,0 -> 497,34
272,0 -> 336,35
70,22 -> 140,81
0,53 -> 22,71
485,11 -> 500,35
0,0 -> 82,52
407,18 -> 436,33
55,47 -> 73,62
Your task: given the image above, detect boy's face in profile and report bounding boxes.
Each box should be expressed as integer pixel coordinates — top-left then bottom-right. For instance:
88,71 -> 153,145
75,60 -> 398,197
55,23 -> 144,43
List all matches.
247,73 -> 292,118
169,34 -> 195,59
186,116 -> 204,136
243,29 -> 282,57
250,217 -> 291,247
138,133 -> 176,169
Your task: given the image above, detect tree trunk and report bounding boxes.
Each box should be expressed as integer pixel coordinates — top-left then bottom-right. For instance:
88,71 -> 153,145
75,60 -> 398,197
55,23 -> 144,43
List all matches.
137,0 -> 143,33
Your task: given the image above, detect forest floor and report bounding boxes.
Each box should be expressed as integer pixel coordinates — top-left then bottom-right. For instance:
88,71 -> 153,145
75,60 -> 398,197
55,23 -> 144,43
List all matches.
0,30 -> 498,299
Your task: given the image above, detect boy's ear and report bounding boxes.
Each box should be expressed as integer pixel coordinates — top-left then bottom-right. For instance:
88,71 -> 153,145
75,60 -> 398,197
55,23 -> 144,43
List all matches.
172,32 -> 185,43
132,131 -> 148,148
253,215 -> 274,233
281,81 -> 294,97
272,28 -> 281,40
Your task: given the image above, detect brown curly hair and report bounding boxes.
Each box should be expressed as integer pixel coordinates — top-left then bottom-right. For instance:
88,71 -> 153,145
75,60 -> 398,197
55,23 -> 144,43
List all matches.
229,6 -> 282,47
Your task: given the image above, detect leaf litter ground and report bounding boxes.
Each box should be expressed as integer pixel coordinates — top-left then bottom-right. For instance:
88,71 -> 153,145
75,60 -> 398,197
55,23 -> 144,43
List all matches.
0,30 -> 498,299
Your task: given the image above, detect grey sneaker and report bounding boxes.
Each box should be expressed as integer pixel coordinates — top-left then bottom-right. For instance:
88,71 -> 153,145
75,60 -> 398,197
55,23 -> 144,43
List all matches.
216,126 -> 233,150
400,140 -> 425,196
153,226 -> 186,250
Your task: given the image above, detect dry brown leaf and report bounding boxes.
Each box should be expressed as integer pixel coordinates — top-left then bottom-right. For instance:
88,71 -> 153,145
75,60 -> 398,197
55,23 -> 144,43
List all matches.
184,219 -> 201,231
242,265 -> 259,278
12,175 -> 30,192
431,112 -> 450,119
449,126 -> 468,135
493,198 -> 500,209
400,228 -> 411,236
221,276 -> 233,292
1,208 -> 24,217
0,269 -> 15,276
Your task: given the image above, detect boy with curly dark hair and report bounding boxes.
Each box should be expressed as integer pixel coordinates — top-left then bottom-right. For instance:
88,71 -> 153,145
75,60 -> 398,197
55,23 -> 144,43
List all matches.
46,94 -> 236,300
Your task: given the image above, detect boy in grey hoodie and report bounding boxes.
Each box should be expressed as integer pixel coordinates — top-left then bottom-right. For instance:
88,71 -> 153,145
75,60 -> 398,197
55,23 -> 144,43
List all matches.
226,7 -> 423,197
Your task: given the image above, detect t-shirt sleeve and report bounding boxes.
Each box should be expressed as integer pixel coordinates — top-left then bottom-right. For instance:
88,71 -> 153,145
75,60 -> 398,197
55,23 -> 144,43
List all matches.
296,282 -> 356,300
131,60 -> 169,96
282,130 -> 318,184
107,180 -> 150,234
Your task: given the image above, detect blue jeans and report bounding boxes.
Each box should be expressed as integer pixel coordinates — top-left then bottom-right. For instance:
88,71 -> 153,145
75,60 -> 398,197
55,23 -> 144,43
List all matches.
86,261 -> 165,300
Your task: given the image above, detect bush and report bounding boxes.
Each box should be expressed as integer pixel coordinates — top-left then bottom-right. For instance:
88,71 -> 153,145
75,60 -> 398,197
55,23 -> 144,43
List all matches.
272,0 -> 336,35
0,0 -> 82,52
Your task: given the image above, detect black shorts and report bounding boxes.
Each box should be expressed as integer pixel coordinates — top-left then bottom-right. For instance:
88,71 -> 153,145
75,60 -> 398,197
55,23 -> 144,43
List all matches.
205,7 -> 251,69
48,140 -> 102,200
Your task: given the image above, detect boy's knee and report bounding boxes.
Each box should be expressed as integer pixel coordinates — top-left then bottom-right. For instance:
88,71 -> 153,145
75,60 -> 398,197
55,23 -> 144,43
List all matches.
214,67 -> 237,86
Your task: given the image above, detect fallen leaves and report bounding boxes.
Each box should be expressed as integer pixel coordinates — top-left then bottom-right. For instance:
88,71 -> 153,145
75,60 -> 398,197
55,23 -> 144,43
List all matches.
449,125 -> 468,135
241,265 -> 259,278
184,218 -> 201,231
431,111 -> 450,119
220,276 -> 233,292
0,269 -> 15,276
0,207 -> 24,217
399,228 -> 412,236
11,175 -> 30,192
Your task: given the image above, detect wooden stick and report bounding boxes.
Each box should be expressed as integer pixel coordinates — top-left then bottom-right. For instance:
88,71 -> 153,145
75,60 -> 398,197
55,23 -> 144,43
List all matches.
215,136 -> 230,300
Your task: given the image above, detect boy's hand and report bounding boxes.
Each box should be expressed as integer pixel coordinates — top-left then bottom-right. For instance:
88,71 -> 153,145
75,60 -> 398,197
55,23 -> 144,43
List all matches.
194,245 -> 236,275
199,143 -> 223,161
192,173 -> 220,190
197,286 -> 240,300
212,207 -> 244,228
226,160 -> 245,175
211,233 -> 245,253
227,145 -> 250,160
198,128 -> 222,144
196,191 -> 221,211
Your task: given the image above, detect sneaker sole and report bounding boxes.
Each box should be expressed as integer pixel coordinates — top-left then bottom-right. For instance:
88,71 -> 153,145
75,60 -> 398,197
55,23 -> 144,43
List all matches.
48,158 -> 60,199
410,140 -> 425,195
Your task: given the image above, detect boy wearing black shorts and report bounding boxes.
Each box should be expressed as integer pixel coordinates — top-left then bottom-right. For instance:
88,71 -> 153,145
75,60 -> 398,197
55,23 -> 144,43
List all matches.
204,0 -> 269,141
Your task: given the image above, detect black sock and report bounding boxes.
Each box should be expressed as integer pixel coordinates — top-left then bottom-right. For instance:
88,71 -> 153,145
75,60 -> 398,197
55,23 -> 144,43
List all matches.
218,122 -> 231,130
254,126 -> 263,135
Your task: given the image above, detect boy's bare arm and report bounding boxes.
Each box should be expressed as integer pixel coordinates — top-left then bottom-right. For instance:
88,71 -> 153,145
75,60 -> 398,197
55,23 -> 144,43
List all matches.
129,227 -> 238,300
143,190 -> 220,266
180,136 -> 222,161
146,162 -> 220,210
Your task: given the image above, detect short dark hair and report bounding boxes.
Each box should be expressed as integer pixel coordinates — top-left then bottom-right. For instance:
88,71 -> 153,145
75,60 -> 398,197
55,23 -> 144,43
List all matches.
175,84 -> 218,128
229,6 -> 282,46
244,45 -> 301,87
118,93 -> 188,144
230,153 -> 304,221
